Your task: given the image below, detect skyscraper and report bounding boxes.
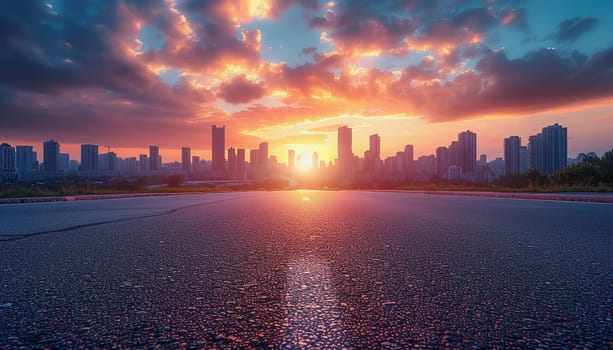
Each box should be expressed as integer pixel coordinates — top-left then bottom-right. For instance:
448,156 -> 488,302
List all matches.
43,139 -> 60,172
288,149 -> 295,169
504,136 -> 521,176
528,133 -> 544,173
0,143 -> 16,182
542,123 -> 567,175
192,156 -> 200,174
258,142 -> 268,168
59,153 -> 70,172
212,125 -> 225,173
139,154 -> 149,173
369,134 -> 381,162
149,145 -> 160,171
436,146 -> 450,178
312,152 -> 319,169
458,130 -> 477,177
337,126 -> 353,183
228,147 -> 237,178
181,147 -> 191,172
15,145 -> 35,180
404,144 -> 414,178
81,144 -> 99,173
236,149 -> 246,179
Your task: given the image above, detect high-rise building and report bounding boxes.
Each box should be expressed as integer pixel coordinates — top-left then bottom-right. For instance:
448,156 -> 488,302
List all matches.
369,134 -> 381,162
192,156 -> 200,174
249,149 -> 259,168
0,143 -> 16,182
43,140 -> 60,172
212,125 -> 225,173
504,136 -> 521,176
181,147 -> 191,172
404,144 -> 414,178
149,145 -> 160,171
139,154 -> 149,173
312,152 -> 319,169
528,133 -> 544,173
81,144 -> 99,173
337,126 -> 353,183
236,149 -> 246,179
288,149 -> 295,169
542,123 -> 567,175
228,147 -> 237,177
436,146 -> 450,178
15,145 -> 35,180
59,153 -> 70,172
258,142 -> 268,168
458,130 -> 477,177
520,146 -> 529,174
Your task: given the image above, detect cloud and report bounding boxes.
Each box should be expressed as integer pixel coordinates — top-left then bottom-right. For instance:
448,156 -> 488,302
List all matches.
218,74 -> 266,104
554,17 -> 598,42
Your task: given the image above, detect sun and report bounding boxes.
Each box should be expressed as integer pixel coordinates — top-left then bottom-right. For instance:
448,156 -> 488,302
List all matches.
300,156 -> 312,170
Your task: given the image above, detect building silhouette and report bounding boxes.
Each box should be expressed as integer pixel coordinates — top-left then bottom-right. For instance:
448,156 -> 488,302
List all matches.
0,143 -> 16,182
212,125 -> 225,174
528,133 -> 544,173
542,123 -> 567,175
337,126 -> 353,183
236,149 -> 246,179
228,147 -> 237,178
181,147 -> 191,172
149,145 -> 160,171
288,149 -> 295,169
458,130 -> 477,178
15,145 -> 36,181
436,146 -> 449,179
504,136 -> 521,175
43,140 -> 60,172
81,144 -> 99,173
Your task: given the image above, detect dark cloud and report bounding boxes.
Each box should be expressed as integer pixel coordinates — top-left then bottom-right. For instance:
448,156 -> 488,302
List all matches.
218,75 -> 265,104
554,17 -> 598,42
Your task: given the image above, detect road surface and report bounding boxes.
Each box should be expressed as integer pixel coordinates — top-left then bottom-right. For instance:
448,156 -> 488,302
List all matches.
1,191 -> 612,348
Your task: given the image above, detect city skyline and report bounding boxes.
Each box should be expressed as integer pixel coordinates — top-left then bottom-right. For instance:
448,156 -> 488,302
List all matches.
1,1 -> 613,163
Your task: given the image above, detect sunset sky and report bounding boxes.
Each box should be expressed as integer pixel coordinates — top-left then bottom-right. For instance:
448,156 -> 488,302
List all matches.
2,0 -> 613,163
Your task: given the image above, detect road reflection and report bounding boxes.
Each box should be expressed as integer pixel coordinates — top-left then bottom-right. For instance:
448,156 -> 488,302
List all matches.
282,255 -> 350,348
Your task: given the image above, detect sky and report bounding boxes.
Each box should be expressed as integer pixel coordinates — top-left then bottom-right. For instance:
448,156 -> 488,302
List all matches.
1,0 -> 613,163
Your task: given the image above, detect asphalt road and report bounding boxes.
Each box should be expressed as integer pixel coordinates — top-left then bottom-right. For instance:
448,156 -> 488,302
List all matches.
0,191 -> 612,348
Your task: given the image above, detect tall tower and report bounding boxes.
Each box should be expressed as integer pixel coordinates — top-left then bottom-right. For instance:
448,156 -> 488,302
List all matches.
288,149 -> 295,169
337,126 -> 353,183
436,146 -> 449,179
149,145 -> 160,171
236,149 -> 246,179
212,125 -> 225,173
504,136 -> 521,175
81,144 -> 99,173
458,130 -> 477,177
43,140 -> 60,173
228,147 -> 237,178
528,133 -> 544,173
15,145 -> 35,180
181,147 -> 191,172
542,123 -> 567,175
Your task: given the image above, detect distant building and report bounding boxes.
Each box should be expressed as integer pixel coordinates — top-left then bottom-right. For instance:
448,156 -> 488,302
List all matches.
312,152 -> 319,169
191,156 -> 200,174
81,144 -> 99,173
288,149 -> 295,169
181,147 -> 191,173
0,143 -> 16,182
404,144 -> 414,178
504,136 -> 521,176
228,147 -> 237,178
43,140 -> 60,173
436,146 -> 449,179
519,146 -> 529,174
212,125 -> 225,174
528,133 -> 544,173
236,149 -> 246,179
149,145 -> 160,171
59,153 -> 70,172
139,154 -> 149,173
15,145 -> 36,181
337,126 -> 353,184
458,130 -> 477,178
542,123 -> 567,175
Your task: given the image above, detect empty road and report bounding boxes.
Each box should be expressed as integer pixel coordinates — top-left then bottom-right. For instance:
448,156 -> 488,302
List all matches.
1,191 -> 612,348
